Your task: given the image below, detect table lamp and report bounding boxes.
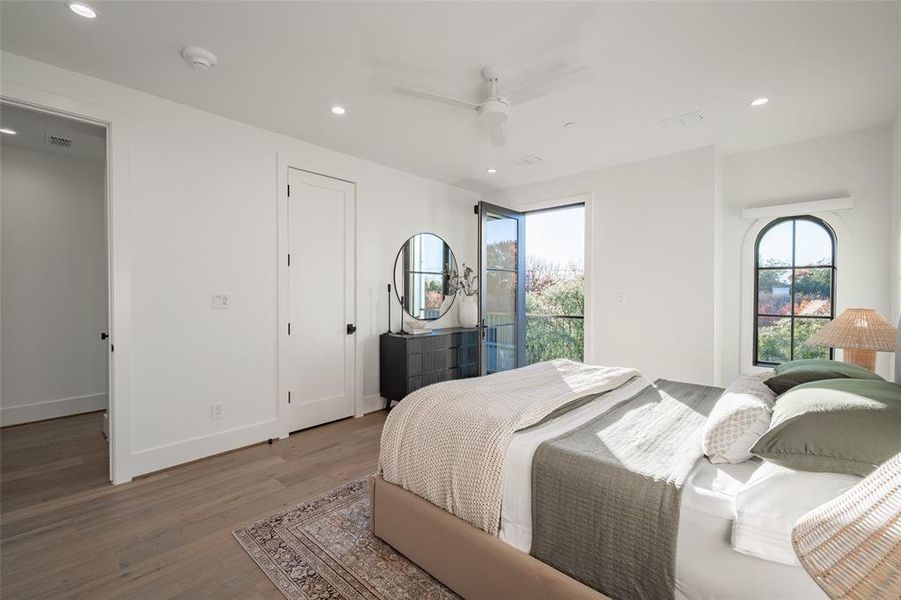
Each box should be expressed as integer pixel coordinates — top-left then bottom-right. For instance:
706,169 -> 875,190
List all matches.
806,308 -> 897,371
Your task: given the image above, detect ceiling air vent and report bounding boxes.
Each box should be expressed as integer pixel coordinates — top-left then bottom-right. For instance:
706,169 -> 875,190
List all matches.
659,110 -> 704,129
512,154 -> 543,167
45,134 -> 73,147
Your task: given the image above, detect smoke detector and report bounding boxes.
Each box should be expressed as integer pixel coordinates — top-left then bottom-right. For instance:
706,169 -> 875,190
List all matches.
182,46 -> 218,70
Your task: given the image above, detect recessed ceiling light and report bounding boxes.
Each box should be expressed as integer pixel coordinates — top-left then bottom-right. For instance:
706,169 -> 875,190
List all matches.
331,106 -> 346,115
750,97 -> 770,107
0,128 -> 17,135
68,2 -> 98,18
486,168 -> 497,174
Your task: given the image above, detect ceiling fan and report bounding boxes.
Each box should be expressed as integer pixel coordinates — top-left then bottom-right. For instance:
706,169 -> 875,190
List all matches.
391,64 -> 592,148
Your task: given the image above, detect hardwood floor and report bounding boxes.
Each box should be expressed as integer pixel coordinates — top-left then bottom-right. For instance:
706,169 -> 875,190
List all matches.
0,410 -> 388,599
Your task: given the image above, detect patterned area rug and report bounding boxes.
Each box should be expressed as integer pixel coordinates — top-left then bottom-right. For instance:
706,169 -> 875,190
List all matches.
233,478 -> 458,600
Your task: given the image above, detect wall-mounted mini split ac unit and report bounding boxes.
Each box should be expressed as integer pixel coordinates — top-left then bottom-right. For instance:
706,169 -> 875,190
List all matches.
45,134 -> 73,147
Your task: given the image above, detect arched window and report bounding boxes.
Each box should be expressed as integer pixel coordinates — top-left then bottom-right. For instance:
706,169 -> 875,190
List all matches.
754,216 -> 836,365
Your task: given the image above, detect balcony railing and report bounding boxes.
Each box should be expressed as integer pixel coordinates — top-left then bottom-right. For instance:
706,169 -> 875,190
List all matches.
525,314 -> 584,364
483,313 -> 585,371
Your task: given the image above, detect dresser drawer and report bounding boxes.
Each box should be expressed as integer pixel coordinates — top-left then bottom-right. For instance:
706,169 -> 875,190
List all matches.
380,328 -> 480,405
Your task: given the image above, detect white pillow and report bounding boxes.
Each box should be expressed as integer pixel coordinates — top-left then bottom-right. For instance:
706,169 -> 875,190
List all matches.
702,372 -> 775,464
731,461 -> 862,565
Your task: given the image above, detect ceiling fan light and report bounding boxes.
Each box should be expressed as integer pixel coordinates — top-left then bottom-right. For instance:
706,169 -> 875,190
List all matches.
477,99 -> 509,124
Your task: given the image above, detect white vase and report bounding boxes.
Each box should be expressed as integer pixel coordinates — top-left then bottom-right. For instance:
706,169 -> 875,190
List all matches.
458,295 -> 478,328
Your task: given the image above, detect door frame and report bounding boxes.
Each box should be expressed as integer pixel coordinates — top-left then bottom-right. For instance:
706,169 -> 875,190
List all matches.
484,193 -> 594,365
478,201 -> 526,374
276,154 -> 360,437
0,89 -> 132,484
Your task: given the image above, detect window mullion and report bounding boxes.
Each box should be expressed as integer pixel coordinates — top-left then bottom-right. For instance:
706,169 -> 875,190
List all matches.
789,219 -> 796,360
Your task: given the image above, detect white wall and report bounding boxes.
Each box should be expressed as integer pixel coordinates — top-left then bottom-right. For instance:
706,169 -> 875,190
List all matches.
1,146 -> 108,425
488,147 -> 719,385
720,126 -> 895,382
1,52 -> 477,481
488,128 -> 895,387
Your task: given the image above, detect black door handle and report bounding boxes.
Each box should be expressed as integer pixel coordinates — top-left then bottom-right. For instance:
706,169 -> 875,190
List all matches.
346,324 -> 356,335
100,332 -> 109,340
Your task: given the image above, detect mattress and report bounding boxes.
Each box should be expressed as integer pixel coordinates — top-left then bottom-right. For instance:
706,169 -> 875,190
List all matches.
498,378 -> 826,600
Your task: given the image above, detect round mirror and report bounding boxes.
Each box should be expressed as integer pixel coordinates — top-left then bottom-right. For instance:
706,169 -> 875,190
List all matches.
393,233 -> 458,321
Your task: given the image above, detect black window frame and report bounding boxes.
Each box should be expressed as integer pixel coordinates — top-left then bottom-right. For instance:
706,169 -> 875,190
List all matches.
753,215 -> 836,366
398,234 -> 455,321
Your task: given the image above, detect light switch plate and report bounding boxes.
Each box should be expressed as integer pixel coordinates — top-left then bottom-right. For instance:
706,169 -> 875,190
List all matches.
211,294 -> 230,309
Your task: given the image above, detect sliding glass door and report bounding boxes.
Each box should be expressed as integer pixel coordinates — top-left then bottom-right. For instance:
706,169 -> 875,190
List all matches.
479,202 -> 525,374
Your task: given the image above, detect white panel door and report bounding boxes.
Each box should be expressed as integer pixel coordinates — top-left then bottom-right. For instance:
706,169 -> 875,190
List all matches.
284,168 -> 355,432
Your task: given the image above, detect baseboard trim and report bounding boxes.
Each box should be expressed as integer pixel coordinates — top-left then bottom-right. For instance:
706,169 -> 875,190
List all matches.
358,393 -> 387,416
1,393 -> 108,427
127,418 -> 281,479
128,396 -> 383,481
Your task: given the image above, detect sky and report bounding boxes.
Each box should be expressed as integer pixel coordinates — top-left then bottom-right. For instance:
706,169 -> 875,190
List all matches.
525,205 -> 585,270
757,218 -> 833,267
523,210 -> 831,275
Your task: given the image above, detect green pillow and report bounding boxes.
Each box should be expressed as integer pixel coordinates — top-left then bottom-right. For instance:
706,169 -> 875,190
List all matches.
764,359 -> 884,395
752,379 -> 901,476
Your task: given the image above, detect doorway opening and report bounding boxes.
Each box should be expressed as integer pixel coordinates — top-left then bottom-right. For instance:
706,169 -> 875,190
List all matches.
524,204 -> 585,365
478,201 -> 586,374
0,102 -> 111,484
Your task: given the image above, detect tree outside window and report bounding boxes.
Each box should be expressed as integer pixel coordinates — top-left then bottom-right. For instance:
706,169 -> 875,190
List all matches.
755,216 -> 836,365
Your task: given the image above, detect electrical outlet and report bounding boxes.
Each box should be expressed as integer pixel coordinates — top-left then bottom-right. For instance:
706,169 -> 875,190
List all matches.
211,294 -> 230,309
211,403 -> 223,420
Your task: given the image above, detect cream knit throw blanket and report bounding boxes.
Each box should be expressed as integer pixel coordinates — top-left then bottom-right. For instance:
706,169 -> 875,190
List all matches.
378,359 -> 640,535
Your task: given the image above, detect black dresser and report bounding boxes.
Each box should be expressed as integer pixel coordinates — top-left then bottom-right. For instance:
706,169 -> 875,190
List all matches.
379,327 -> 479,408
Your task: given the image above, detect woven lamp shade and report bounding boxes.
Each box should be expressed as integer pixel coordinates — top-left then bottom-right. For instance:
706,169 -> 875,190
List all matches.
807,308 -> 897,352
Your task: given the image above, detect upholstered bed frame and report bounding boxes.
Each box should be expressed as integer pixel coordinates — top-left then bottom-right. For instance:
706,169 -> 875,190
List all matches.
373,327 -> 901,599
369,475 -> 607,600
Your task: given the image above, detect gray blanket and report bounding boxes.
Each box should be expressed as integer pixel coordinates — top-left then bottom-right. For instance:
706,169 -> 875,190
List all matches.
530,379 -> 722,600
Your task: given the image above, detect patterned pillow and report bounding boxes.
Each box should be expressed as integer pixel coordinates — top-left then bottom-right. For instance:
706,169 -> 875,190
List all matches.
703,372 -> 776,464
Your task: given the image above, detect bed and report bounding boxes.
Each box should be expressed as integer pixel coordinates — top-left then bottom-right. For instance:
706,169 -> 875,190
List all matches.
370,359 -> 869,600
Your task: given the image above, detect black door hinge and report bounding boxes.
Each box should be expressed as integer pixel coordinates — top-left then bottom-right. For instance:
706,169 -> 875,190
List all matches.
473,204 -> 479,215
288,322 -> 291,335
288,391 -> 292,404
287,253 -> 291,266
287,184 -> 291,197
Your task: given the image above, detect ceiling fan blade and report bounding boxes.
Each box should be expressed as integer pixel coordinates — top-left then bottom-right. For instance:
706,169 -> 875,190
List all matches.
391,85 -> 479,111
505,65 -> 593,106
488,123 -> 506,148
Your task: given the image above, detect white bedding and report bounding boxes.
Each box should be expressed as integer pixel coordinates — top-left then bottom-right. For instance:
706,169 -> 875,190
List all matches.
498,378 -> 827,599
731,461 -> 862,566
